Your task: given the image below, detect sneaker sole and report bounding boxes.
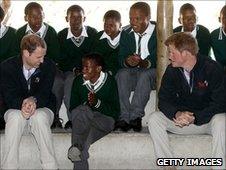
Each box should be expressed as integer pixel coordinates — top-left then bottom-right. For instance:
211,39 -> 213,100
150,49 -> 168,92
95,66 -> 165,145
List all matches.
68,146 -> 81,162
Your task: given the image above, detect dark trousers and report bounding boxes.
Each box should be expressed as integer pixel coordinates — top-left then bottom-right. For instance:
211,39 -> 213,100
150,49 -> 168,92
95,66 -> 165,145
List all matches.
71,105 -> 115,170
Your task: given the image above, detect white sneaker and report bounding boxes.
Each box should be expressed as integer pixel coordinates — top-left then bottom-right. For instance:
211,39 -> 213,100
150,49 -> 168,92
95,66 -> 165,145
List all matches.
68,145 -> 81,162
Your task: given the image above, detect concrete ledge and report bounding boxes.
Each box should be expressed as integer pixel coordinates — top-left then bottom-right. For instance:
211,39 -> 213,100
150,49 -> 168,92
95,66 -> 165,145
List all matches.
0,131 -> 212,169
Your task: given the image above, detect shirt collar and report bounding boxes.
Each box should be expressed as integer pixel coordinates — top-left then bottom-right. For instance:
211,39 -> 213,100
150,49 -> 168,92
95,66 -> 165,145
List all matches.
182,25 -> 197,37
129,22 -> 155,36
99,31 -> 121,46
0,23 -> 6,38
25,23 -> 46,37
22,65 -> 36,80
67,26 -> 88,39
83,71 -> 106,91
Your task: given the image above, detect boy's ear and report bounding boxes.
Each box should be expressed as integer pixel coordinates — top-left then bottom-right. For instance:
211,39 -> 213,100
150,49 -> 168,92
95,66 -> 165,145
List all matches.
178,17 -> 182,24
97,66 -> 102,72
24,15 -> 28,22
218,16 -> 221,23
83,16 -> 86,22
65,16 -> 68,22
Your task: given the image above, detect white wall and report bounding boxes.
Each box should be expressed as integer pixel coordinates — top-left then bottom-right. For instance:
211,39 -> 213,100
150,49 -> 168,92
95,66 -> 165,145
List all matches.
5,0 -> 226,32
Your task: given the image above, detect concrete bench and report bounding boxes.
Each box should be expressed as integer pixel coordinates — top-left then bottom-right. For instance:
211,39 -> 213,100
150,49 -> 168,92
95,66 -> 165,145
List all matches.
0,91 -> 214,169
0,129 -> 212,169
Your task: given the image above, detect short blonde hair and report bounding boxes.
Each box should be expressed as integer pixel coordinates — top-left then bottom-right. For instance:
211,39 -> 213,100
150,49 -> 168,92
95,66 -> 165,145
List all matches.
20,34 -> 46,54
165,32 -> 199,56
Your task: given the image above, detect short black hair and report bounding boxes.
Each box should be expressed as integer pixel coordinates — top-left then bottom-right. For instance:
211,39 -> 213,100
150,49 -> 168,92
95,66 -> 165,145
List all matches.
179,3 -> 196,15
0,6 -> 5,20
220,5 -> 226,17
24,2 -> 43,15
103,10 -> 121,22
130,2 -> 150,17
67,5 -> 84,16
82,53 -> 105,70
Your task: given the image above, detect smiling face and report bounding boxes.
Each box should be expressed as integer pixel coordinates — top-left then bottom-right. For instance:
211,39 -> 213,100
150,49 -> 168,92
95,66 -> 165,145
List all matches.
23,46 -> 45,69
129,8 -> 150,34
179,9 -> 197,32
82,58 -> 101,83
26,7 -> 44,33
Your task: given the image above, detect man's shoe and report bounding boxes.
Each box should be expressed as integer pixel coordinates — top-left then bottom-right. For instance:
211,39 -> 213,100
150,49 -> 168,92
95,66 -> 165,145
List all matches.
51,117 -> 63,129
114,120 -> 131,132
68,145 -> 81,162
64,120 -> 72,130
130,117 -> 142,132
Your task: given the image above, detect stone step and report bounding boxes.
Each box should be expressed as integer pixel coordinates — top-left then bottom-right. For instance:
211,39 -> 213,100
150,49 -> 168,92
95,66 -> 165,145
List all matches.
0,130 -> 212,169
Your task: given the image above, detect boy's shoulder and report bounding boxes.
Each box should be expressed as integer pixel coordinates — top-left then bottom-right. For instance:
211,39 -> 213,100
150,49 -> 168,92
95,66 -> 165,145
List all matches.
85,26 -> 98,37
210,27 -> 220,37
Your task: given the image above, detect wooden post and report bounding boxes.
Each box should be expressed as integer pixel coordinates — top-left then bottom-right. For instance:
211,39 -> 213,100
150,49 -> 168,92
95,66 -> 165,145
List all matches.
156,0 -> 173,110
0,0 -> 12,25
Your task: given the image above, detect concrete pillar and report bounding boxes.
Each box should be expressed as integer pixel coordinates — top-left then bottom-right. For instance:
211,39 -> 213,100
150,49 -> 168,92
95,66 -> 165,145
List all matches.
156,0 -> 173,109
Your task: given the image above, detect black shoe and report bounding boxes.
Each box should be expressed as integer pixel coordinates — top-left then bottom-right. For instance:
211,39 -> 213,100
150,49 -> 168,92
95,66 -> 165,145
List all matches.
130,117 -> 142,132
64,120 -> 72,130
114,120 -> 131,132
51,117 -> 63,129
0,118 -> 5,130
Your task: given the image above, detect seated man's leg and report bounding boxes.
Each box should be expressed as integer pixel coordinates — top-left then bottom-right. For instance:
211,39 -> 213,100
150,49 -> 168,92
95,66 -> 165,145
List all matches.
148,111 -> 173,159
2,109 -> 27,169
209,113 -> 226,169
130,68 -> 156,131
149,111 -> 212,168
30,108 -> 58,170
115,68 -> 136,131
63,71 -> 75,129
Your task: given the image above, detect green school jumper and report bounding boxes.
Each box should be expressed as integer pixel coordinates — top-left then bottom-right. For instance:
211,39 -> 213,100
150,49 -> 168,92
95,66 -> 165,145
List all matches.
14,23 -> 60,64
174,25 -> 211,56
211,27 -> 226,68
92,31 -> 121,76
119,21 -> 157,68
0,26 -> 17,62
70,73 -> 120,120
57,26 -> 97,72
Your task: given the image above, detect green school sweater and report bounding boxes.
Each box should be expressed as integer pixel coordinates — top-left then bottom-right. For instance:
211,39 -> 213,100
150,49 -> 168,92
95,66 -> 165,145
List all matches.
174,25 -> 211,56
57,26 -> 97,72
92,31 -> 121,76
211,28 -> 226,67
69,73 -> 120,120
119,21 -> 157,68
0,26 -> 17,62
14,23 -> 60,63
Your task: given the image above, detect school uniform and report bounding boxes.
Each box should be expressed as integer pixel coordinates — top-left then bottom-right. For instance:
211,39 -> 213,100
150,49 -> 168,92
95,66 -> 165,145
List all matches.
211,27 -> 226,68
57,26 -> 97,121
0,23 -> 17,62
116,21 -> 157,123
0,24 -> 17,128
174,24 -> 211,56
69,72 -> 119,169
92,30 -> 121,76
